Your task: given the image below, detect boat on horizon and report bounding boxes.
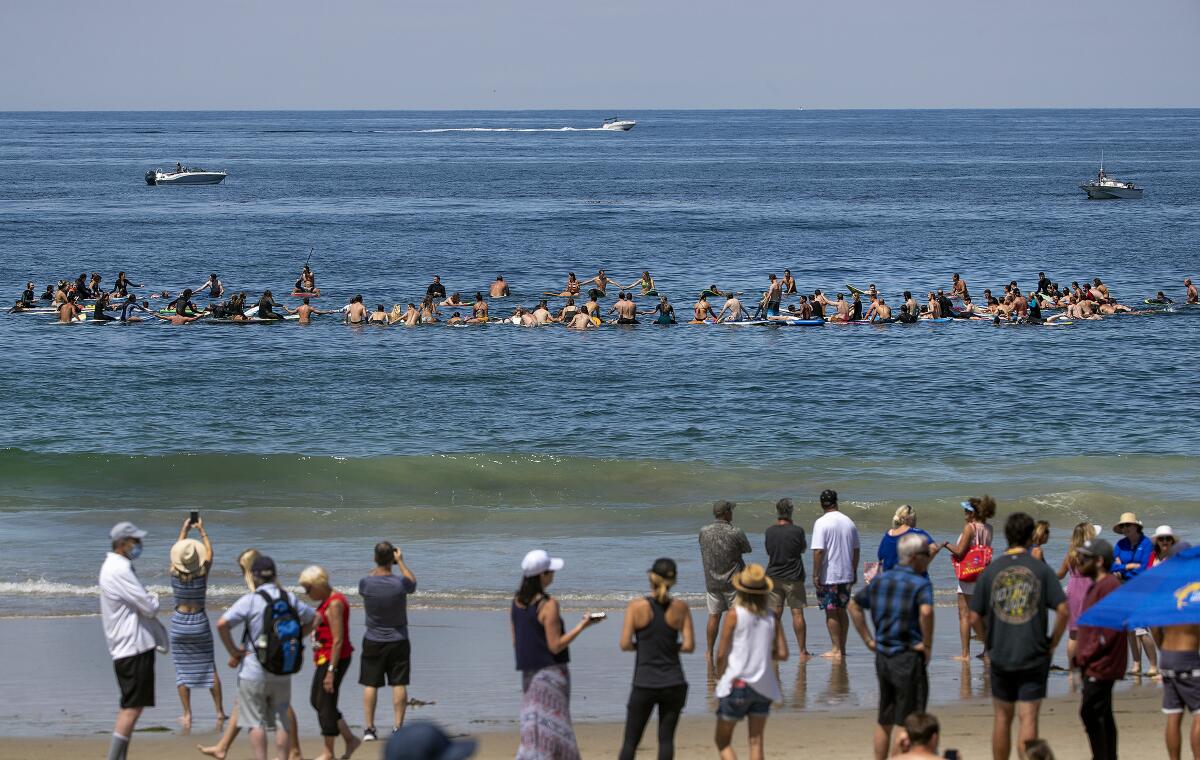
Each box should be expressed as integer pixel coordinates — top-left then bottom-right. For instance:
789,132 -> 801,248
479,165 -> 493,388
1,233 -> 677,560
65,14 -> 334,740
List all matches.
1080,156 -> 1141,199
145,163 -> 227,186
601,117 -> 636,131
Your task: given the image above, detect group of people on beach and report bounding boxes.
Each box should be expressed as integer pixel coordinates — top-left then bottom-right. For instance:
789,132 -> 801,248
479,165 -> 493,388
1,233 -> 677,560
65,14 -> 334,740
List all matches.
14,265 -> 1199,327
97,493 -> 1199,760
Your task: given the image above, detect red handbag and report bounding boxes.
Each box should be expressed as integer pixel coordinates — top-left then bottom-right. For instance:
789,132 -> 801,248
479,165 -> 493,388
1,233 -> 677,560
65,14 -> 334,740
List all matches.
953,545 -> 992,582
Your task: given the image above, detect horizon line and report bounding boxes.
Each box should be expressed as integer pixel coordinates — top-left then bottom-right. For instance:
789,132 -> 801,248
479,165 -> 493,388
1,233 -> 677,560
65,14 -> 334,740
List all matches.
4,106 -> 1200,114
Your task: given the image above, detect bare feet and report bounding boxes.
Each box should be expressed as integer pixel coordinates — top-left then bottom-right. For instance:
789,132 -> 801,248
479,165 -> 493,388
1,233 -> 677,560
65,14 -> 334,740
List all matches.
797,650 -> 813,662
820,649 -> 844,660
952,655 -> 971,662
342,735 -> 362,759
215,713 -> 228,723
180,714 -> 193,731
197,744 -> 227,760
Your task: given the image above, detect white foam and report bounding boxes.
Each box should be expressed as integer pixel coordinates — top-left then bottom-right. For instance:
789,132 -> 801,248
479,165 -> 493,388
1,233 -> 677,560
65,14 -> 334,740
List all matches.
379,127 -> 607,134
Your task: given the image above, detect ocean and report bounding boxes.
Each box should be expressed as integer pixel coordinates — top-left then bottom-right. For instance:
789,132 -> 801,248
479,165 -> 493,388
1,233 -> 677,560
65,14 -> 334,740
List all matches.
0,109 -> 1198,618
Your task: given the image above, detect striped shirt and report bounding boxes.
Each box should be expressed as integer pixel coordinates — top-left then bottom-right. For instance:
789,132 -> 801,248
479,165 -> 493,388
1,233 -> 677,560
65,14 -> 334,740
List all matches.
852,565 -> 932,656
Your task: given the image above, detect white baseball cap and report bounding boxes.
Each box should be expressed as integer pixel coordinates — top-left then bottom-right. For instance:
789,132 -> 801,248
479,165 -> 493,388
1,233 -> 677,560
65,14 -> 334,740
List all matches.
1153,525 -> 1176,540
110,521 -> 147,542
521,549 -> 564,578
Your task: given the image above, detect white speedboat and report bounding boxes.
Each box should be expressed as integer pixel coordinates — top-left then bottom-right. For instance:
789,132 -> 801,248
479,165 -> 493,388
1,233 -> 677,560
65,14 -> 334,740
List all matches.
1080,164 -> 1141,199
601,117 -> 636,131
145,165 -> 227,186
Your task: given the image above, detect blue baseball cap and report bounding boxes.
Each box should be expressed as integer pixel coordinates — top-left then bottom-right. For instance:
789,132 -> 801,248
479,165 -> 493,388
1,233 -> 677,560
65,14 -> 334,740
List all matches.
385,722 -> 476,760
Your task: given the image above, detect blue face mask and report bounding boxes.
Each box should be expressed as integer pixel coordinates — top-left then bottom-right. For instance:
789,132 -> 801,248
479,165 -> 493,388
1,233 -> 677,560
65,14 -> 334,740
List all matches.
128,542 -> 143,561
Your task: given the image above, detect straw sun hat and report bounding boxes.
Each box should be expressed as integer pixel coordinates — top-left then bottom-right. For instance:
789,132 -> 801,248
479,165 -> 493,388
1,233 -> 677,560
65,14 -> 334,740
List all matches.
170,538 -> 205,575
1112,512 -> 1143,533
732,563 -> 774,594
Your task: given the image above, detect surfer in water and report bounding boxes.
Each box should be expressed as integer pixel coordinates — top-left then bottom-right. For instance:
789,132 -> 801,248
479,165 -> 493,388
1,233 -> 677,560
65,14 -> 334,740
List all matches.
782,269 -> 797,295
580,269 -> 618,299
610,293 -> 639,324
716,294 -> 747,323
1186,278 -> 1198,304
193,273 -> 224,299
691,294 -> 718,323
489,276 -> 510,298
295,298 -> 334,325
295,265 -> 320,296
470,293 -> 489,323
950,273 -> 969,301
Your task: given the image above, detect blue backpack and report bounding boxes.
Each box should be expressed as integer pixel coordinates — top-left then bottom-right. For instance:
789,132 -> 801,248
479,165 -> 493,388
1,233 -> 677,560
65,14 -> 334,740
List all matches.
250,589 -> 305,675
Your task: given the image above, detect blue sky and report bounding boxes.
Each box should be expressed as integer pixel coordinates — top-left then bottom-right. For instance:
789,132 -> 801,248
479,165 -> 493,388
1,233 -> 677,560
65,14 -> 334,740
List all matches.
3,0 -> 1198,109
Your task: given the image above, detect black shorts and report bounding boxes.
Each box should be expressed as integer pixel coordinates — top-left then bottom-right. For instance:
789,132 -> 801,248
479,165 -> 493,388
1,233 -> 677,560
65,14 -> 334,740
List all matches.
876,650 -> 927,727
358,639 -> 411,687
114,649 -> 156,709
991,661 -> 1050,703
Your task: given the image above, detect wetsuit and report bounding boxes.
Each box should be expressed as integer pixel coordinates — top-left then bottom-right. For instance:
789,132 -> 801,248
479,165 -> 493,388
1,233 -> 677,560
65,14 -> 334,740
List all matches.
174,299 -> 198,317
21,287 -> 34,307
850,300 -> 863,321
257,296 -> 283,320
937,294 -> 955,318
426,282 -> 446,299
92,301 -> 116,322
1026,298 -> 1043,324
119,301 -> 147,322
897,303 -> 918,323
654,305 -> 675,325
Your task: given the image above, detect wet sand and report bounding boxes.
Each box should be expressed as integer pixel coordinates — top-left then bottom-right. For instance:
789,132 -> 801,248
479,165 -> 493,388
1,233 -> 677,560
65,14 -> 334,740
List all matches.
0,606 -> 1171,757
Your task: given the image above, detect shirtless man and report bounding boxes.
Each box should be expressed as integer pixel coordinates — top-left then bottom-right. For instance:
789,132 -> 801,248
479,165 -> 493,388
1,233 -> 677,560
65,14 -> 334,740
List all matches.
716,294 -> 746,322
344,295 -> 369,325
872,297 -> 892,322
691,293 -> 717,323
567,309 -> 595,330
761,274 -> 783,317
400,303 -> 420,326
580,269 -> 617,299
1151,623 -> 1200,760
514,306 -> 538,327
152,310 -> 203,325
796,295 -> 813,319
532,300 -> 553,325
1097,300 -> 1134,315
584,294 -> 601,318
57,294 -> 82,323
554,273 -> 581,298
1091,277 -> 1110,302
295,298 -> 332,325
610,293 -> 639,324
863,294 -> 881,322
440,292 -> 466,307
781,269 -> 797,295
1012,289 -> 1029,320
470,293 -> 489,323
901,291 -> 921,322
489,275 -> 510,298
926,292 -> 940,319
1186,278 -> 1198,304
950,273 -> 969,301
829,293 -> 851,323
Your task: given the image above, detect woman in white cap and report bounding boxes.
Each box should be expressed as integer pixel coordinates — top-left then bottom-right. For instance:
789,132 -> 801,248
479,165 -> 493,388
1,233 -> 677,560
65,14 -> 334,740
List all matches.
1113,512 -> 1158,676
168,514 -> 224,728
511,549 -> 604,760
1148,525 -> 1177,569
714,563 -> 788,760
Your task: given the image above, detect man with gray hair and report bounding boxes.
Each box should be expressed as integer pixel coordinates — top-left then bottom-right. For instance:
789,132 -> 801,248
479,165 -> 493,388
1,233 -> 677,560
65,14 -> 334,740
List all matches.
849,532 -> 935,760
699,499 -> 751,665
765,497 -> 810,658
99,521 -> 160,760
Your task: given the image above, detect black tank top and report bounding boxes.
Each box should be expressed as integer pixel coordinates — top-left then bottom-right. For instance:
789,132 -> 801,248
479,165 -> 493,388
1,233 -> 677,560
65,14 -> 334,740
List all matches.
632,597 -> 686,688
512,597 -> 569,672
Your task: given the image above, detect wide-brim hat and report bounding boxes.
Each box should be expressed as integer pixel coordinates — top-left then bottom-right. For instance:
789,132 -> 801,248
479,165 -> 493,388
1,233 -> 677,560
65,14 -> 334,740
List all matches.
731,563 -> 773,594
1113,512 -> 1143,532
170,539 -> 204,575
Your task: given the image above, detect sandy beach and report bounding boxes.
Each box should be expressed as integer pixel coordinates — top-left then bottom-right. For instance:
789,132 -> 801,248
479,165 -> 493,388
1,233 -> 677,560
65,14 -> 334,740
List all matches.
0,689 -> 1168,759
0,606 -> 1172,758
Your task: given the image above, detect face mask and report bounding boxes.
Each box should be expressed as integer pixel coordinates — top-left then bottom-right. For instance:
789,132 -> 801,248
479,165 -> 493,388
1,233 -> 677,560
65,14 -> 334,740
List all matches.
128,543 -> 143,561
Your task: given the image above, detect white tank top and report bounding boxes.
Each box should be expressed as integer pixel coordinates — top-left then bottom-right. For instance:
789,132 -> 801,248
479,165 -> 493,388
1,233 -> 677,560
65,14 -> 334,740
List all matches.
715,605 -> 781,702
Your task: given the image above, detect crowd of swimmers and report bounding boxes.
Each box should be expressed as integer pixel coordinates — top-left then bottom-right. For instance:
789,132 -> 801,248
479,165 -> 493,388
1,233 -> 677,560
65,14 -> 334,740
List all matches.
10,265 -> 1200,327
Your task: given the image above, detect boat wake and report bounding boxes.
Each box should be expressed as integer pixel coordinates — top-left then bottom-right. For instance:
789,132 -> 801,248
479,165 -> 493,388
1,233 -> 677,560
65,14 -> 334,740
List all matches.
394,127 -> 608,133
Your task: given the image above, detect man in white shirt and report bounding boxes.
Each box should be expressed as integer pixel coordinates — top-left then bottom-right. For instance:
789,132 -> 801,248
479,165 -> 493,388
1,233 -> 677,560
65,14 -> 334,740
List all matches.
218,556 -> 316,760
99,521 -> 160,760
811,489 -> 860,660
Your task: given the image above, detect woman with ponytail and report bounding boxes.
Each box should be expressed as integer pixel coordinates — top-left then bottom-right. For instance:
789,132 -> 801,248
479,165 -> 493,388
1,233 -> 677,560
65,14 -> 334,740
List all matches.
618,558 -> 694,760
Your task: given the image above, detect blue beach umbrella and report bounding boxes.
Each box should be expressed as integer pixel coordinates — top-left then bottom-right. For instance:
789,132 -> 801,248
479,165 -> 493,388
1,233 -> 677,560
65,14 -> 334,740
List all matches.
1078,545 -> 1200,630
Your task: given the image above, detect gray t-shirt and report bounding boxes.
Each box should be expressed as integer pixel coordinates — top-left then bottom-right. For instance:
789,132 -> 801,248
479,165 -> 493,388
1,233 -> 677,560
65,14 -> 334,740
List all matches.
220,584 -> 315,682
765,522 -> 808,581
969,550 -> 1067,671
359,573 -> 417,642
698,521 -> 751,593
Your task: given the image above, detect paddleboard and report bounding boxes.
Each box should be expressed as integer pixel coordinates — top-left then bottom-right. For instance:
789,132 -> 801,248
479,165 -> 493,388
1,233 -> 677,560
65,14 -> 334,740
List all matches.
290,292 -> 321,299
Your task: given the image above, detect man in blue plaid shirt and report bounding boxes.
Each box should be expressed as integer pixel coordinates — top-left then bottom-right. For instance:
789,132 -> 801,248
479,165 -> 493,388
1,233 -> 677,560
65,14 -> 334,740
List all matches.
849,532 -> 935,760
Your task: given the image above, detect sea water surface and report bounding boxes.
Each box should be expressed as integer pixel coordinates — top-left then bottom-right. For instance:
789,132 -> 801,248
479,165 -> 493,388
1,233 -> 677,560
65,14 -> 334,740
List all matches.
0,108 -> 1198,608
0,108 -> 1196,734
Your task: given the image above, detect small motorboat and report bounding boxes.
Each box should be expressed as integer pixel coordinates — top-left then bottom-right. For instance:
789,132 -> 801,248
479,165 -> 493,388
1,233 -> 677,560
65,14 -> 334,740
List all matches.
1080,159 -> 1141,199
145,164 -> 227,186
601,117 -> 636,132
